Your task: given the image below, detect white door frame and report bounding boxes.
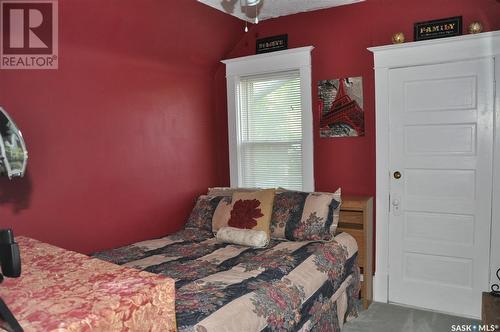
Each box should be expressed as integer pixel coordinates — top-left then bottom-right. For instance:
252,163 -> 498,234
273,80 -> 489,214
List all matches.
368,31 -> 500,303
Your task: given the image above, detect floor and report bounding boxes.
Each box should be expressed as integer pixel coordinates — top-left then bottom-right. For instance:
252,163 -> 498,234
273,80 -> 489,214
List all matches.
343,302 -> 481,332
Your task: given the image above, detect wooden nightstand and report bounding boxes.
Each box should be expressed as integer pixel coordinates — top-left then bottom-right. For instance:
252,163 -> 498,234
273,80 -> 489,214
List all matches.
337,195 -> 373,309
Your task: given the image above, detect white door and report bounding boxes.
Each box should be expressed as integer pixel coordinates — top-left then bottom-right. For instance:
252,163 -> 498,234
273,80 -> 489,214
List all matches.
388,58 -> 494,318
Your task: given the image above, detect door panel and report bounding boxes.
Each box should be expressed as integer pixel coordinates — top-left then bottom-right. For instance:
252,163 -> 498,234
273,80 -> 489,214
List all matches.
403,253 -> 473,288
404,212 -> 474,245
388,58 -> 494,318
404,76 -> 477,112
404,124 -> 476,155
405,169 -> 476,198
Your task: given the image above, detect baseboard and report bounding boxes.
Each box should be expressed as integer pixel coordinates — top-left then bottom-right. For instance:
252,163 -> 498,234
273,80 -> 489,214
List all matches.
373,272 -> 388,303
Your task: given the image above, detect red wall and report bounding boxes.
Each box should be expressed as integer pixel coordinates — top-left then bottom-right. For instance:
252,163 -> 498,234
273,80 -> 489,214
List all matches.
1,0 -> 499,255
0,0 -> 243,253
215,0 -> 500,198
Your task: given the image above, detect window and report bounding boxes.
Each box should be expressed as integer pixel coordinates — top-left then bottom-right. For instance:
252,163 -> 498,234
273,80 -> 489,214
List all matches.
238,71 -> 303,190
223,47 -> 314,191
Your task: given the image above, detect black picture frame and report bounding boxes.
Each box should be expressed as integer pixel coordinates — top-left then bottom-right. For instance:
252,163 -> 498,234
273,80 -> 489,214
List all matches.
256,34 -> 288,54
414,16 -> 462,41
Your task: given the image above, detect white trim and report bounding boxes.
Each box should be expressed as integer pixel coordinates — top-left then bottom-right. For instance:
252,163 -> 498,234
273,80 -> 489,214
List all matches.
492,56 -> 500,289
222,47 -> 315,191
369,31 -> 500,69
373,66 -> 390,303
369,30 -> 500,304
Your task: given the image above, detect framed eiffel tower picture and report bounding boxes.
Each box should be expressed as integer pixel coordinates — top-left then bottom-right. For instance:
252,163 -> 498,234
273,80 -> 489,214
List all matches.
318,77 -> 365,137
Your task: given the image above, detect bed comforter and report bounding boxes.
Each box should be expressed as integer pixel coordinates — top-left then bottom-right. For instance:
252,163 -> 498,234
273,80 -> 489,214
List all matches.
94,228 -> 360,332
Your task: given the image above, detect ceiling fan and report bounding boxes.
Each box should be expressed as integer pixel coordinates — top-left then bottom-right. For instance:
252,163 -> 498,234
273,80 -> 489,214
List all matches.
221,0 -> 263,23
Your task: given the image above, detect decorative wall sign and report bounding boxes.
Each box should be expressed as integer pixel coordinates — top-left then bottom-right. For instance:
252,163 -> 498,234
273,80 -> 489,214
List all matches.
318,77 -> 364,137
256,34 -> 288,54
414,16 -> 462,41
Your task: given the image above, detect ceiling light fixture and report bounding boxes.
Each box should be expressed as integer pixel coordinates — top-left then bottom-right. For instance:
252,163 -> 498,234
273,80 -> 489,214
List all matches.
239,0 -> 261,31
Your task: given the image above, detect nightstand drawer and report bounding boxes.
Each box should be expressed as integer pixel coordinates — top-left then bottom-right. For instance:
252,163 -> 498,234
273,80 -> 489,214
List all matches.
339,210 -> 363,225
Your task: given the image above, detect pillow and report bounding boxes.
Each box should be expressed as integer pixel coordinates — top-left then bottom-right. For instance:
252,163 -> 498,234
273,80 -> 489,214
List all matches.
185,195 -> 230,231
270,188 -> 341,241
212,189 -> 276,239
216,226 -> 269,248
330,189 -> 342,235
207,187 -> 260,197
211,196 -> 233,232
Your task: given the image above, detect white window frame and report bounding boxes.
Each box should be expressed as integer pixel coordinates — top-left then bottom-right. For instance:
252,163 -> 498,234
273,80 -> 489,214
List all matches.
222,46 -> 315,191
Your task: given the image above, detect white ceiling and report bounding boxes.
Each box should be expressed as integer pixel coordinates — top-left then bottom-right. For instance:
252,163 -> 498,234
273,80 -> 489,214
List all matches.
197,0 -> 364,22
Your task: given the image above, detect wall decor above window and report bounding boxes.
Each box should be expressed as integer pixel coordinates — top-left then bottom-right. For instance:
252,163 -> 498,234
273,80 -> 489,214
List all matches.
256,34 -> 288,54
318,77 -> 365,137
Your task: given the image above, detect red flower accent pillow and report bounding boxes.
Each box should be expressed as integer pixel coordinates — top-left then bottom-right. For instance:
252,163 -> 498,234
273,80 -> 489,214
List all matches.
228,199 -> 264,229
212,189 -> 275,239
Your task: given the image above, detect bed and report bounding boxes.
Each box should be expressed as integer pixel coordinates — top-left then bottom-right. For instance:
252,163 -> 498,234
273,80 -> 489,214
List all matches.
1,236 -> 177,332
94,228 -> 360,331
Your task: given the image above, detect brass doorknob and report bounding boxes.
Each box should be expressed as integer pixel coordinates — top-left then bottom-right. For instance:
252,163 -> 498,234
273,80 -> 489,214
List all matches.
394,171 -> 402,179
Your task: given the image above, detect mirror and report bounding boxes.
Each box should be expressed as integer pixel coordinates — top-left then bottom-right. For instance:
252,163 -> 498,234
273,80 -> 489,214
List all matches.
0,107 -> 28,179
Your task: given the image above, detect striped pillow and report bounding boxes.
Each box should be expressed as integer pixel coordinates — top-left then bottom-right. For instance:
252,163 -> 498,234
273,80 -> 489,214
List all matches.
270,188 -> 341,241
185,195 -> 231,231
207,187 -> 260,197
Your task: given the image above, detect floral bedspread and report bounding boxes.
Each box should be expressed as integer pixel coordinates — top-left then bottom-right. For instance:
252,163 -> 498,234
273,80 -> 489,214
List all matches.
0,237 -> 176,332
95,229 -> 360,332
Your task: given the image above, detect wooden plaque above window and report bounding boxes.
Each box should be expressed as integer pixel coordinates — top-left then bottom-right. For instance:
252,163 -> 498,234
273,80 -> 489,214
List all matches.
256,34 -> 288,54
